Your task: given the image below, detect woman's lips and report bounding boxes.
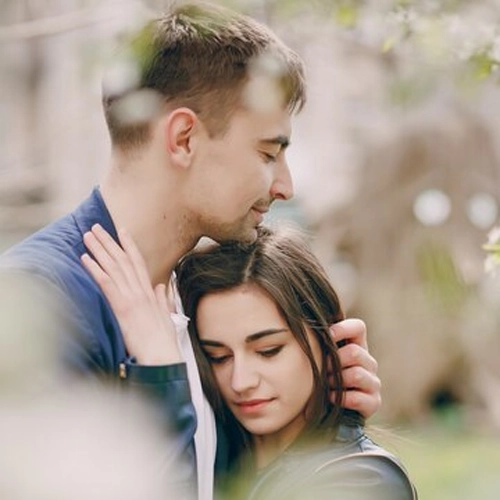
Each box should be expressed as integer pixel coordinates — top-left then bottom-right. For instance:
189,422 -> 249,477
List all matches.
235,398 -> 275,415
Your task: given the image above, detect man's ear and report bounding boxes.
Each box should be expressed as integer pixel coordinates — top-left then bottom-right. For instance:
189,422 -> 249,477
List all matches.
164,108 -> 199,168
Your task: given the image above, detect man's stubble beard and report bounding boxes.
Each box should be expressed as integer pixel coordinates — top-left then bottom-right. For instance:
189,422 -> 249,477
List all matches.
203,212 -> 259,245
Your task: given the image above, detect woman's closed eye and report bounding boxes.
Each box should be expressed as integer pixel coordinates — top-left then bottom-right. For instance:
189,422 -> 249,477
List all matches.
258,345 -> 284,358
203,345 -> 284,364
203,350 -> 232,365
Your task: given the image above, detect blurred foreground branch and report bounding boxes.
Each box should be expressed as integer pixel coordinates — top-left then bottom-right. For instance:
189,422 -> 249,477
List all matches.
0,1 -> 149,42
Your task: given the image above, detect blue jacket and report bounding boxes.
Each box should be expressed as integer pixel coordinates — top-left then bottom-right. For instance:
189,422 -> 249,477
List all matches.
0,188 -> 198,498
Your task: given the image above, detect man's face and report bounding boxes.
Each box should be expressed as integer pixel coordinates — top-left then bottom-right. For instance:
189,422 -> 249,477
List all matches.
187,105 -> 294,244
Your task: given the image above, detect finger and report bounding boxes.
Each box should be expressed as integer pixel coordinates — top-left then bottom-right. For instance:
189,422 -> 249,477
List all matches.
89,224 -> 138,289
330,318 -> 368,349
83,231 -> 129,290
81,253 -> 120,302
331,390 -> 382,419
118,228 -> 155,294
338,343 -> 378,373
155,283 -> 170,316
155,284 -> 179,338
341,366 -> 382,395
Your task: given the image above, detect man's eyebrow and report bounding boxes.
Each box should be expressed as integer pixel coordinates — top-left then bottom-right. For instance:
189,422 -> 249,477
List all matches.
199,328 -> 288,347
260,135 -> 290,149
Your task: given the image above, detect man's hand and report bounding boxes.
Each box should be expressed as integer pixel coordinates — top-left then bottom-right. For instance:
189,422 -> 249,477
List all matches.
331,318 -> 381,420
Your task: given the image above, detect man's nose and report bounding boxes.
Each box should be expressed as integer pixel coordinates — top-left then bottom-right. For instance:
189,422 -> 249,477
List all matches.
270,158 -> 294,201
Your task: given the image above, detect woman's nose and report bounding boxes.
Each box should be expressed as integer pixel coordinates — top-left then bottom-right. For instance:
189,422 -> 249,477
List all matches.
230,357 -> 260,394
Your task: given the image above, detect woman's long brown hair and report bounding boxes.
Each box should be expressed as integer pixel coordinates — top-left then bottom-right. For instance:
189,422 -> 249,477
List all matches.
176,225 -> 364,456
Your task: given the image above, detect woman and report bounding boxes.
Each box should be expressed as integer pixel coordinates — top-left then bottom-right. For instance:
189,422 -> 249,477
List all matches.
175,226 -> 416,500
83,225 -> 416,499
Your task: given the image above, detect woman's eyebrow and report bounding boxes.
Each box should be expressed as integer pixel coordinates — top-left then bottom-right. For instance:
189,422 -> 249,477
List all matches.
246,328 -> 288,343
199,339 -> 225,347
199,328 -> 288,347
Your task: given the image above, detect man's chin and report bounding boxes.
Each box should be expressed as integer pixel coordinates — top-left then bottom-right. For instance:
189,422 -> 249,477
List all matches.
212,224 -> 259,245
238,229 -> 258,245
236,223 -> 260,244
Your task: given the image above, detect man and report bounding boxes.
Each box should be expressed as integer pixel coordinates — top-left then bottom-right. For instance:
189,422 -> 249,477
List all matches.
0,3 -> 380,499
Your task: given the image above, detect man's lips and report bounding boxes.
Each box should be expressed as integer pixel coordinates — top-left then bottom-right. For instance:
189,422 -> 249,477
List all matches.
251,207 -> 269,223
252,206 -> 270,214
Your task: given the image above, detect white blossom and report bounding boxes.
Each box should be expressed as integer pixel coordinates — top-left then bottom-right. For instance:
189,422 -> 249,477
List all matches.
486,226 -> 500,245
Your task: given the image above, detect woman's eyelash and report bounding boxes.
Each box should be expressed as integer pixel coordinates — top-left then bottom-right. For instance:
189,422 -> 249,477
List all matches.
204,345 -> 284,364
207,356 -> 229,365
259,346 -> 284,358
205,353 -> 231,365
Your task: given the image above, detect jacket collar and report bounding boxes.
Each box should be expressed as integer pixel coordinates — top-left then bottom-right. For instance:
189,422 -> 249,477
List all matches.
73,187 -> 119,242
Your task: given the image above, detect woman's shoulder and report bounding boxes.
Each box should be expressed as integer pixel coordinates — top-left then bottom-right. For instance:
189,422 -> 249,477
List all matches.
259,426 -> 417,500
292,427 -> 417,500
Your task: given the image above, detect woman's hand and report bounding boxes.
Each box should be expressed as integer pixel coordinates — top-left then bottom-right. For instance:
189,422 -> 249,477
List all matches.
81,224 -> 182,366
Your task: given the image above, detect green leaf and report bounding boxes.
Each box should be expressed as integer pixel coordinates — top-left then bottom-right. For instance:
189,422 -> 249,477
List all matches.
334,5 -> 358,28
382,36 -> 398,54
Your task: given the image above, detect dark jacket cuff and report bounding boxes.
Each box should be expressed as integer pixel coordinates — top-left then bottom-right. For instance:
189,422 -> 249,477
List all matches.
120,358 -> 188,384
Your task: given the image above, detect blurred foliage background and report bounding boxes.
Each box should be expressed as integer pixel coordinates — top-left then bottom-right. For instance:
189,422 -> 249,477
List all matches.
2,0 -> 500,498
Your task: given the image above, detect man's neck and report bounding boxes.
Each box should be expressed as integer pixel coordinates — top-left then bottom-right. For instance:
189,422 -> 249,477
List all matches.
99,166 -> 199,286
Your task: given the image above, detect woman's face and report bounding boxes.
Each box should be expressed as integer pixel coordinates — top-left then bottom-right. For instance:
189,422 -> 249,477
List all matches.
196,283 -> 322,447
